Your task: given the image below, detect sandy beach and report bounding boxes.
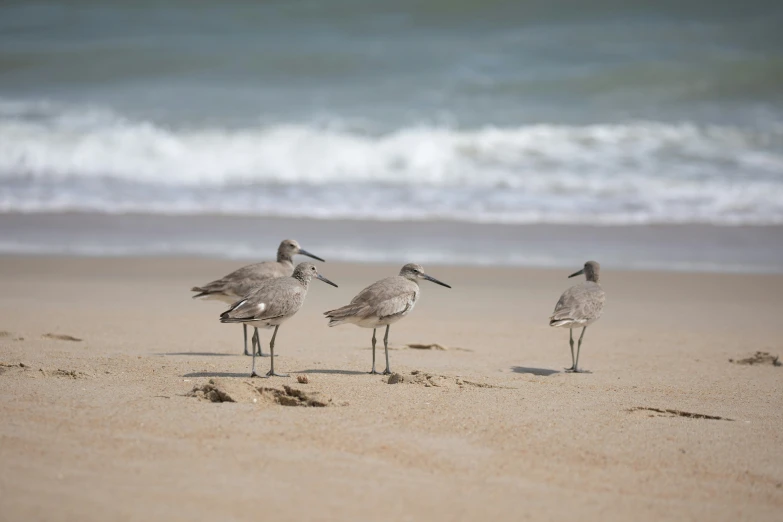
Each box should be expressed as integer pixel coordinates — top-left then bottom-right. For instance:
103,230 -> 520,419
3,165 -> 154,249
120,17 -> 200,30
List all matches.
3,1 -> 783,519
0,255 -> 781,521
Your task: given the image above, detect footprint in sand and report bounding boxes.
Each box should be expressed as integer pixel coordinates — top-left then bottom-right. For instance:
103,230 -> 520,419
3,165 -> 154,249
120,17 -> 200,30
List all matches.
386,370 -> 509,389
38,368 -> 91,379
628,407 -> 733,421
188,378 -> 335,407
0,331 -> 25,341
42,333 -> 82,342
729,351 -> 781,366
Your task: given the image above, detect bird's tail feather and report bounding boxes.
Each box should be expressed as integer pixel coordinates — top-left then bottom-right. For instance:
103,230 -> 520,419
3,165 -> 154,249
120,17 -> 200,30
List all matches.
324,304 -> 361,327
191,288 -> 210,299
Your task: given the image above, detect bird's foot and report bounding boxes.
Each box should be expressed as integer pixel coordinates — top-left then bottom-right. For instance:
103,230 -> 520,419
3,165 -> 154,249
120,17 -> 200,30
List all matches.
382,369 -> 392,375
565,368 -> 587,373
266,371 -> 289,378
250,371 -> 260,378
564,366 -> 575,372
257,352 -> 273,357
369,369 -> 382,375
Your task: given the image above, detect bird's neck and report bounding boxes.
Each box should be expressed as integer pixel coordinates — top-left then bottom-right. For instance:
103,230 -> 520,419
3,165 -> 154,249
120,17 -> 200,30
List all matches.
277,253 -> 294,265
291,272 -> 310,287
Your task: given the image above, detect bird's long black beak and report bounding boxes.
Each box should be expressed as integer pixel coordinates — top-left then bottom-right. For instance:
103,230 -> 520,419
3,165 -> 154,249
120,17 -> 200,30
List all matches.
316,273 -> 338,288
568,268 -> 585,278
422,273 -> 451,288
299,249 -> 325,262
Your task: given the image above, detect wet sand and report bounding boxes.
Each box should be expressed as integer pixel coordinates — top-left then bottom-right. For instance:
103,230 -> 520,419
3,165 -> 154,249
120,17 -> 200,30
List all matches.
1,256 -> 781,521
2,212 -> 782,273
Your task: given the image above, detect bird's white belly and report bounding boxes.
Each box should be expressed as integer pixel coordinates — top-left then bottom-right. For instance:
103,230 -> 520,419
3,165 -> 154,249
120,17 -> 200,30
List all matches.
355,312 -> 409,329
556,316 -> 599,329
247,315 -> 293,329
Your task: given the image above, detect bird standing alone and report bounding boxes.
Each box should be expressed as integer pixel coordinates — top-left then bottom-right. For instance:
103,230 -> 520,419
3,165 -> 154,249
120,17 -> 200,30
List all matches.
324,263 -> 451,375
549,260 -> 605,373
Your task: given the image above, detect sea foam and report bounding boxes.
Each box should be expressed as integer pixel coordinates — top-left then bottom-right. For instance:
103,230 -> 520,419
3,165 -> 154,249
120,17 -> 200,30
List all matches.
1,101 -> 782,225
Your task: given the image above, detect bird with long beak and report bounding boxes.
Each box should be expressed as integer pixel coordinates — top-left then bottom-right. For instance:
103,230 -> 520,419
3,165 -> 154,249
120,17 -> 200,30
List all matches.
324,263 -> 451,375
192,239 -> 325,356
549,261 -> 605,373
220,262 -> 338,377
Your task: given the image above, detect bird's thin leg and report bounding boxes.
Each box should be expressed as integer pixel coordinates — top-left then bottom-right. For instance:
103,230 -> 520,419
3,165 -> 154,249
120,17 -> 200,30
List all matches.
565,329 -> 575,371
266,325 -> 288,377
573,327 -> 587,373
382,325 -> 392,375
253,327 -> 268,357
369,328 -> 380,375
243,324 -> 251,356
249,327 -> 260,377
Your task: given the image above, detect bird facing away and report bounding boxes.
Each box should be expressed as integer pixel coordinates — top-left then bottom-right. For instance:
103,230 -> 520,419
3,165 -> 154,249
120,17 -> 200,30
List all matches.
549,260 -> 605,373
220,262 -> 337,377
324,263 -> 451,375
191,239 -> 324,356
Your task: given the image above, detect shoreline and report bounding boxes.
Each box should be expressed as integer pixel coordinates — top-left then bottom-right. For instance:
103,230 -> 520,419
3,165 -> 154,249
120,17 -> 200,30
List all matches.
1,212 -> 782,274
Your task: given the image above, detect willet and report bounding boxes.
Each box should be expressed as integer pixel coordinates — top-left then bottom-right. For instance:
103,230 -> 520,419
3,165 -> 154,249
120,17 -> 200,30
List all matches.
549,261 -> 605,373
191,239 -> 324,356
220,262 -> 337,377
324,263 -> 451,375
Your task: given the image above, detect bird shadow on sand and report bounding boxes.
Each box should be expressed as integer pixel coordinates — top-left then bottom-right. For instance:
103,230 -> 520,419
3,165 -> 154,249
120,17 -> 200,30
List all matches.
299,368 -> 368,375
183,371 -> 249,378
157,352 -> 236,357
511,366 -> 561,376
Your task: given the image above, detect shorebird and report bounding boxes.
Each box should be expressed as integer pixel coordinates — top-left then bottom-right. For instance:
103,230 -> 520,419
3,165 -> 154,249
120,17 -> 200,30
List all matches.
324,263 -> 451,375
220,262 -> 337,377
549,261 -> 605,373
191,239 -> 324,356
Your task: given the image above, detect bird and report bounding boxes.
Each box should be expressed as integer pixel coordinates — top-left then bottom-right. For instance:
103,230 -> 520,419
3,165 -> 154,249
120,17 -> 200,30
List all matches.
191,239 -> 324,356
549,260 -> 605,373
324,263 -> 451,375
220,262 -> 338,378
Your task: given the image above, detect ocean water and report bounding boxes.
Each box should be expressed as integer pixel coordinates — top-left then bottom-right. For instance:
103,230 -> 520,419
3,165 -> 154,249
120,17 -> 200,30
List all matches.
1,1 -> 782,267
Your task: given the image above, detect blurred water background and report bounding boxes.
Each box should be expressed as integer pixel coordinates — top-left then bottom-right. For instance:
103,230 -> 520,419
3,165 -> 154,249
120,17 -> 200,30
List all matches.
1,1 -> 782,270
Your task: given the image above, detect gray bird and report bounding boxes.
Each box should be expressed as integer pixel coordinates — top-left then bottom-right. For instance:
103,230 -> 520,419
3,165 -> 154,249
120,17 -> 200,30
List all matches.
220,262 -> 338,377
549,260 -> 605,373
191,239 -> 324,356
324,263 -> 451,375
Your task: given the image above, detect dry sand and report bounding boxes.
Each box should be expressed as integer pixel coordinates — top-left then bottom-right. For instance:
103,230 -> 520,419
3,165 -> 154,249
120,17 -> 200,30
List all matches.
0,255 -> 781,521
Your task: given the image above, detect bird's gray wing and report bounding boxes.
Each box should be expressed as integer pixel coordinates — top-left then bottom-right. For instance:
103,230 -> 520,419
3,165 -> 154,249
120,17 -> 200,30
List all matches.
374,292 -> 418,320
349,277 -> 417,320
550,283 -> 605,322
222,279 -> 305,321
194,261 -> 285,298
582,284 -> 606,319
